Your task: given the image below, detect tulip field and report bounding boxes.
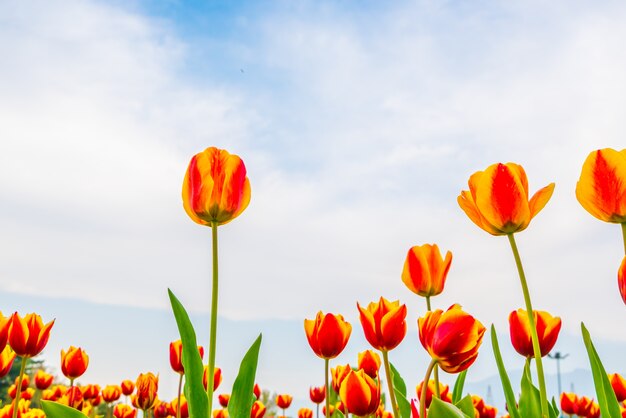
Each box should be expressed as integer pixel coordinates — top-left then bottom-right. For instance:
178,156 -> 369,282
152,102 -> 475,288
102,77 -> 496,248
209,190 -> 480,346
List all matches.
1,147 -> 625,418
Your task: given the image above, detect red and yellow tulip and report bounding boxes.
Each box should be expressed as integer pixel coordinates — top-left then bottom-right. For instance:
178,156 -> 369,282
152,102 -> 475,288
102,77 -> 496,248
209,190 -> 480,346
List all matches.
102,385 -> 122,403
339,369 -> 380,417
135,372 -> 158,411
402,244 -> 452,299
357,297 -> 407,351
169,339 -> 204,374
8,313 -> 54,358
305,312 -> 352,359
357,350 -> 381,379
508,309 -> 561,358
60,346 -> 89,381
309,386 -> 325,404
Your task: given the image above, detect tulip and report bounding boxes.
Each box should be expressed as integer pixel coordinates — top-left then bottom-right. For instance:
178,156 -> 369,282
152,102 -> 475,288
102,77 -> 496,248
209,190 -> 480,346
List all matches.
121,379 -> 135,396
135,372 -> 158,411
34,369 -> 53,390
182,147 -> 251,226
102,385 -> 122,403
63,386 -> 84,410
357,297 -> 407,352
202,366 -> 222,391
276,394 -> 293,409
298,408 -> 313,418
339,369 -> 380,417
458,162 -> 554,236
253,383 -> 261,400
611,373 -> 626,402
214,409 -> 229,418
588,402 -> 600,418
416,380 -> 451,408
560,392 -> 577,415
81,384 -> 100,400
114,404 -> 138,418
61,346 -> 89,383
0,312 -> 9,354
576,148 -> 626,223
401,244 -> 453,302
0,347 -> 16,379
576,396 -> 593,416
218,394 -> 230,408
508,309 -> 561,358
619,256 -> 626,305
322,404 -> 335,417
305,312 -> 352,360
357,350 -> 381,379
331,364 -> 352,393
250,401 -> 266,418
171,394 -> 189,418
309,386 -> 325,404
169,340 -> 205,374
8,313 -> 54,358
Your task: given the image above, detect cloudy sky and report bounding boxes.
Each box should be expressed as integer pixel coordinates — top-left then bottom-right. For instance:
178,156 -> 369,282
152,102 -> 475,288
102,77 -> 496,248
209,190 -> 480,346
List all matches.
1,0 -> 625,411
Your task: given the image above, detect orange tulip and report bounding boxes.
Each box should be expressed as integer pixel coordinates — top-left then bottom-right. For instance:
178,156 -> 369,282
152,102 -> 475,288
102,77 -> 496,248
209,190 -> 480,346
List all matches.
339,369 -> 380,417
322,404 -> 335,417
611,373 -> 626,402
250,401 -> 266,418
576,396 -> 593,416
203,366 -> 222,391
34,369 -> 53,390
62,386 -> 84,410
102,385 -> 122,403
0,347 -> 16,378
121,379 -> 135,396
304,312 -> 352,359
418,304 -> 485,373
8,313 -> 54,358
171,394 -> 189,418
617,257 -> 626,303
182,147 -> 251,226
458,162 -> 555,235
169,340 -> 205,374
357,297 -> 407,351
0,312 -> 9,353
508,309 -> 561,358
560,393 -> 577,418
357,350 -> 381,379
218,394 -> 230,408
402,244 -> 452,298
588,402 -> 600,418
331,364 -> 352,393
416,380 -> 451,408
298,408 -> 313,418
576,148 -> 626,223
81,384 -> 100,400
135,372 -> 158,411
309,386 -> 325,404
61,346 -> 89,380
92,393 -> 103,407
114,404 -> 138,418
277,394 -> 293,409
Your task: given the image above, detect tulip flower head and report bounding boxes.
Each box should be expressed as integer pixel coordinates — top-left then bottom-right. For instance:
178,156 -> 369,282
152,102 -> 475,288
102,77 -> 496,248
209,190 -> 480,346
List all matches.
114,404 -> 138,418
171,394 -> 189,418
121,379 -> 135,396
169,339 -> 205,374
304,312 -> 352,359
102,385 -> 122,403
402,244 -> 452,299
331,364 -> 352,393
298,408 -> 313,418
61,346 -> 89,381
309,386 -> 325,404
182,147 -> 251,226
203,366 -> 222,391
576,396 -> 594,416
0,347 -> 16,379
339,369 -> 380,417
357,350 -> 381,379
218,394 -> 230,408
82,384 -> 100,400
135,372 -> 158,411
251,401 -> 266,418
63,386 -> 84,410
34,369 -> 53,390
357,297 -> 407,351
458,162 -> 555,235
416,380 -> 451,408
418,304 -> 485,373
619,256 -> 626,306
508,309 -> 561,358
213,409 -> 229,418
611,373 -> 626,402
276,394 -> 293,410
253,383 -> 261,400
576,148 -> 626,223
8,312 -> 54,358
0,312 -> 10,353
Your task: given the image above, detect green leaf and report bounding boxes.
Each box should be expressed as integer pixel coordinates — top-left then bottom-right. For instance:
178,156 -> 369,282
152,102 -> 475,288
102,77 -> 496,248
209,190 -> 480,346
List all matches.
519,361 -> 541,418
395,387 -> 412,418
229,334 -> 263,418
581,323 -> 622,418
549,397 -> 560,418
428,397 -> 472,418
168,289 -> 208,418
390,362 -> 407,397
455,394 -> 476,417
452,370 -> 467,404
490,325 -> 521,418
41,401 -> 88,418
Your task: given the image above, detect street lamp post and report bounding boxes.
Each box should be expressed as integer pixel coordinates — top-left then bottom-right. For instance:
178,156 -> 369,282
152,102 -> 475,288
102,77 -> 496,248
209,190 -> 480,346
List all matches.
548,351 -> 569,417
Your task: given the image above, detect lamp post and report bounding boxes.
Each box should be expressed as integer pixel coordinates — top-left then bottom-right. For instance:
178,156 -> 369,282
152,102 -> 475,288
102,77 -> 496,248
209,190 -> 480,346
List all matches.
548,351 -> 569,417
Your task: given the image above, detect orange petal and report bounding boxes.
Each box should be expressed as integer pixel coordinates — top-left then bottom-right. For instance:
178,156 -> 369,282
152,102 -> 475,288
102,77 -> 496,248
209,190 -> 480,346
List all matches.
529,183 -> 555,220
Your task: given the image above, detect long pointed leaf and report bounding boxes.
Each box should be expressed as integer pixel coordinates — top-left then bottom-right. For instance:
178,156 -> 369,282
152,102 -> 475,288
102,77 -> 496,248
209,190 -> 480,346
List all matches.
455,394 -> 475,417
490,325 -> 521,418
428,397 -> 472,418
519,361 -> 541,418
169,289 -> 209,418
390,362 -> 410,418
581,323 -> 621,418
229,334 -> 263,418
452,370 -> 467,404
41,401 -> 88,418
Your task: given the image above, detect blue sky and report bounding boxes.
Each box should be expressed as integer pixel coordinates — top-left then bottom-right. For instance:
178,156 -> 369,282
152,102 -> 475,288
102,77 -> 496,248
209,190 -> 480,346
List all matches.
1,0 -> 625,413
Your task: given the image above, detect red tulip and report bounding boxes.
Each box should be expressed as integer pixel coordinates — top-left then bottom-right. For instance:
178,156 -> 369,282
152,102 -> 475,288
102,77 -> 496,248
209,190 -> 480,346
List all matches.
339,369 -> 380,417
309,386 -> 325,404
611,373 -> 626,402
402,244 -> 452,298
218,394 -> 230,408
508,309 -> 561,358
619,256 -> 626,305
305,312 -> 352,360
250,401 -> 266,418
102,385 -> 122,403
298,408 -> 313,418
357,297 -> 407,351
169,339 -> 204,374
121,379 -> 135,396
0,347 -> 16,378
8,313 -> 54,358
61,346 -> 89,380
276,394 -> 293,409
357,350 -> 381,379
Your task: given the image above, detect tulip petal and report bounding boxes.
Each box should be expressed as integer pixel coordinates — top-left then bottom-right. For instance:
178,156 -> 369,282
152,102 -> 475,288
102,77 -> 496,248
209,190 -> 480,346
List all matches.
380,304 -> 407,350
529,183 -> 555,220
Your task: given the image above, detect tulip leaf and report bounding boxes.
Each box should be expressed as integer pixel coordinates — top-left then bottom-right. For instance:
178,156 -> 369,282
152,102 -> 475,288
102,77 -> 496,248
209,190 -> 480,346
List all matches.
581,322 -> 622,418
428,397 -> 472,418
390,362 -> 410,418
229,333 -> 263,418
452,370 -> 468,404
490,325 -> 521,418
41,401 -> 88,417
455,394 -> 476,417
168,289 -> 209,418
519,361 -> 541,418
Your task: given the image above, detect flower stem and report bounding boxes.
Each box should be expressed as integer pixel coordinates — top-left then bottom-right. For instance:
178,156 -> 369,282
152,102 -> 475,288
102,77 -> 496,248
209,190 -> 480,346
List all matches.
12,357 -> 27,418
420,359 -> 437,418
425,297 -> 441,399
621,223 -> 626,255
207,221 -> 220,416
382,350 -> 400,418
177,373 -> 183,418
324,358 -> 330,418
507,233 -> 548,418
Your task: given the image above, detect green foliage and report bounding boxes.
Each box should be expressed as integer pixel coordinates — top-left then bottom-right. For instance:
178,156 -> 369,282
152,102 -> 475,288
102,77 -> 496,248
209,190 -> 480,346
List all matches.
490,325 -> 521,418
428,397 -> 472,418
41,400 -> 88,418
0,356 -> 47,404
454,395 -> 476,417
451,370 -> 467,404
229,334 -> 262,418
390,362 -> 410,418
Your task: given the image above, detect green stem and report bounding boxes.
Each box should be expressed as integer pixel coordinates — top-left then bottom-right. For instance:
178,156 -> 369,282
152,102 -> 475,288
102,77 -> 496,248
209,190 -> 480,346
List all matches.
12,357 -> 27,418
324,358 -> 330,418
507,233 -> 549,418
424,296 -> 441,399
420,359 -> 437,418
425,296 -> 431,311
316,403 -> 319,418
176,373 -> 183,418
207,221 -> 220,416
381,350 -> 400,418
70,378 -> 74,388
621,223 -> 626,254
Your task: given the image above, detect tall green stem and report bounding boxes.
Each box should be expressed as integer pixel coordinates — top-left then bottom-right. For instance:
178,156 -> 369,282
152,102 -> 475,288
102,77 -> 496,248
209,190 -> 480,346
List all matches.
507,233 -> 548,418
12,357 -> 27,418
176,373 -> 183,418
420,359 -> 437,418
207,221 -> 220,416
381,350 -> 400,418
324,358 -> 330,418
425,296 -> 441,399
621,223 -> 626,254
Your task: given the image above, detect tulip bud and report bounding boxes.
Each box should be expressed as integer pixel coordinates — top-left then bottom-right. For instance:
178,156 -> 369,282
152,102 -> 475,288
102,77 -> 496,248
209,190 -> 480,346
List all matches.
309,386 -> 325,404
0,347 -> 16,379
102,385 -> 122,403
357,350 -> 381,378
218,394 -> 230,408
121,379 -> 135,396
114,404 -> 138,418
402,244 -> 452,298
135,372 -> 158,411
298,408 -> 313,418
61,346 -> 89,380
304,312 -> 352,360
357,297 -> 407,351
339,370 -> 380,417
619,256 -> 626,305
508,309 -> 561,358
203,366 -> 222,391
276,394 -> 293,409
250,401 -> 266,418
169,340 -> 205,374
